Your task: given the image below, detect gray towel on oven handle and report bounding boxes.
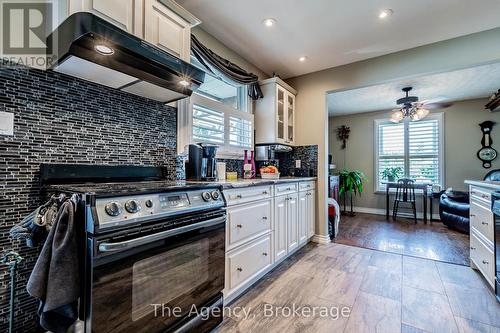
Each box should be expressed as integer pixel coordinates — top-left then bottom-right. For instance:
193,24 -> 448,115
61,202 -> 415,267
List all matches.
27,198 -> 80,333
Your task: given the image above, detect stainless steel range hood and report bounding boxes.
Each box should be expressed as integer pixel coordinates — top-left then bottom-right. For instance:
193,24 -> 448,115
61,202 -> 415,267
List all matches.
47,12 -> 205,103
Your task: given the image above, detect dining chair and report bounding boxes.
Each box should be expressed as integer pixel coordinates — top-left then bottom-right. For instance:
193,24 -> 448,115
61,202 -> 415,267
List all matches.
392,178 -> 417,223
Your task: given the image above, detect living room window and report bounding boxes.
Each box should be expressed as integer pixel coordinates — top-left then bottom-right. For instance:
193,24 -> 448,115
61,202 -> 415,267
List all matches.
178,56 -> 253,158
374,113 -> 444,192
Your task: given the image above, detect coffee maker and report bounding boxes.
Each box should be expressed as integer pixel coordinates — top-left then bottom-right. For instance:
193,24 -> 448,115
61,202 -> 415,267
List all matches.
186,143 -> 218,181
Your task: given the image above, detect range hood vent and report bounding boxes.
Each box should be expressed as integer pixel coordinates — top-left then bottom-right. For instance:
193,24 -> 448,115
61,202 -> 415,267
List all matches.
47,12 -> 205,103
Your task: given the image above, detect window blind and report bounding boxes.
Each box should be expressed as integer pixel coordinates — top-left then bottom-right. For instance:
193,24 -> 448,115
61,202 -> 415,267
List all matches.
229,116 -> 252,148
192,104 -> 225,144
376,116 -> 442,190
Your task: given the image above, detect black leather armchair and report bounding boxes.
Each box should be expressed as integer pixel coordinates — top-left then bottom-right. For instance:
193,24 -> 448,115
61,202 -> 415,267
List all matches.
439,169 -> 500,233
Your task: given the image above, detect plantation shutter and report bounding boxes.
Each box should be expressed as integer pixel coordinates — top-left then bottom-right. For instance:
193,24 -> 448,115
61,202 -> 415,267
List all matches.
229,116 -> 252,148
192,104 -> 225,144
408,119 -> 440,184
377,122 -> 405,189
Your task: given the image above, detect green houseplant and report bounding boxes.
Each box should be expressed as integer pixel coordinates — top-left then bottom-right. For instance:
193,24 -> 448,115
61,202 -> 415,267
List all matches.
338,169 -> 366,216
381,167 -> 402,182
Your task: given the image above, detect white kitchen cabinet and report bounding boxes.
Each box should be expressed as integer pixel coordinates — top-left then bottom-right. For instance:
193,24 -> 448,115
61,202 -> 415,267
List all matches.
307,190 -> 316,238
467,183 -> 496,289
298,191 -> 308,245
287,193 -> 299,252
255,77 -> 297,145
274,195 -> 288,262
144,0 -> 191,61
67,0 -> 141,35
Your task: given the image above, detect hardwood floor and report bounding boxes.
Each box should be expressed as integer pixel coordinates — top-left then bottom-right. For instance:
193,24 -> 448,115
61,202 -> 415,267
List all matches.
334,213 -> 470,266
215,243 -> 500,333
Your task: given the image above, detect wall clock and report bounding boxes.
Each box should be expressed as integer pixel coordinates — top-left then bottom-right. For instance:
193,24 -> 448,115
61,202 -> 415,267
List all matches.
477,121 -> 497,168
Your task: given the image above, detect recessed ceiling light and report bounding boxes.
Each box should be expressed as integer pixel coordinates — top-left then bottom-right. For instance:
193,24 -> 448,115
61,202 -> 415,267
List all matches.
299,56 -> 308,62
262,18 -> 276,27
179,79 -> 190,87
379,9 -> 393,19
94,44 -> 114,55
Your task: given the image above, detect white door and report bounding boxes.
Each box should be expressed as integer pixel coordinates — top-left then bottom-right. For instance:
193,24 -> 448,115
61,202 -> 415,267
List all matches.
144,0 -> 191,61
307,191 -> 316,238
69,0 -> 138,34
287,193 -> 298,252
274,195 -> 288,262
298,191 -> 308,245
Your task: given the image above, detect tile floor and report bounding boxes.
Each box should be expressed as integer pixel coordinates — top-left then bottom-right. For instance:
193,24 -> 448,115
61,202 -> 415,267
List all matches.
215,243 -> 500,333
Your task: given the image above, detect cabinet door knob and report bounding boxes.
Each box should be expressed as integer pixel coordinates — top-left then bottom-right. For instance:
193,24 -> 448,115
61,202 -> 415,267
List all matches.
262,252 -> 268,256
263,191 -> 268,195
482,260 -> 489,265
236,224 -> 243,228
470,214 -> 476,217
470,246 -> 476,250
481,221 -> 489,225
237,267 -> 243,272
262,216 -> 268,220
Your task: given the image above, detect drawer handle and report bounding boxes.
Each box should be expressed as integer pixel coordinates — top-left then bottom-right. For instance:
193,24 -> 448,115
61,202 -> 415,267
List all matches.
481,222 -> 489,226
262,252 -> 268,256
482,194 -> 488,199
286,187 -> 291,191
470,214 -> 476,217
470,246 -> 476,250
482,260 -> 489,265
236,194 -> 243,199
262,216 -> 268,220
263,191 -> 268,195
236,224 -> 243,228
237,267 -> 243,272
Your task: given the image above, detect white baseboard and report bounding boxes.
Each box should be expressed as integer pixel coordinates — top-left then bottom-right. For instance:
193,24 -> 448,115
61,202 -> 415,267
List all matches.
352,206 -> 440,220
311,234 -> 331,244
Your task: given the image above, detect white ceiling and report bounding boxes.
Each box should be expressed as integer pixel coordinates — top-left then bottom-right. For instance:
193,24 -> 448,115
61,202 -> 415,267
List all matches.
327,62 -> 500,116
177,0 -> 500,78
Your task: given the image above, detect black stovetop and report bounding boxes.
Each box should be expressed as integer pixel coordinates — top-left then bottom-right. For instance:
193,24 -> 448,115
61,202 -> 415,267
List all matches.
49,180 -> 221,197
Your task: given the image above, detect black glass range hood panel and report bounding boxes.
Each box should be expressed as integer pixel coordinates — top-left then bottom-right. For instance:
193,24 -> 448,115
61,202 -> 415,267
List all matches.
47,12 -> 205,102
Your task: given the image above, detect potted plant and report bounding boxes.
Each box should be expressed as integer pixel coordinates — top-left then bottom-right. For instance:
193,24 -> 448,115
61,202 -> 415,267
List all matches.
382,167 -> 402,182
338,169 -> 366,216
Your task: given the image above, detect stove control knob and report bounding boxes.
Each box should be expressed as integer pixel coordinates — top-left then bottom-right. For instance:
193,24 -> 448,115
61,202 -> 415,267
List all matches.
211,191 -> 220,200
105,202 -> 121,217
125,200 -> 141,213
202,191 -> 212,201
145,199 -> 153,208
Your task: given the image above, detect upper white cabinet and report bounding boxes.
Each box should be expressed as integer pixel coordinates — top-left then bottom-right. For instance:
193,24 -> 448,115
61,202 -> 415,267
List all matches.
64,0 -> 199,62
67,0 -> 140,35
255,77 -> 297,146
144,0 -> 191,61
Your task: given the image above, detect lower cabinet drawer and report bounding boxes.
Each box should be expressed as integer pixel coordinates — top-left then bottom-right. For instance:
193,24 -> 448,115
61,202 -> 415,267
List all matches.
227,199 -> 272,249
275,183 -> 298,196
299,181 -> 316,191
224,186 -> 272,206
226,234 -> 272,291
470,231 -> 495,287
470,198 -> 494,244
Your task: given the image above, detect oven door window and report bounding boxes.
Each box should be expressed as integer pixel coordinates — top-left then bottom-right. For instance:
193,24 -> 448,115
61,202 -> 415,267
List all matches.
91,225 -> 224,333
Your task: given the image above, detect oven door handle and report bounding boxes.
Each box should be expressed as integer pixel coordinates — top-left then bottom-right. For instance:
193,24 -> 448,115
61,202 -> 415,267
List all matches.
98,215 -> 226,253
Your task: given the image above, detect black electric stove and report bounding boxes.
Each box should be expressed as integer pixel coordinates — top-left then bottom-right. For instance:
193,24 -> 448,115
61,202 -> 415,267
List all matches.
41,164 -> 226,333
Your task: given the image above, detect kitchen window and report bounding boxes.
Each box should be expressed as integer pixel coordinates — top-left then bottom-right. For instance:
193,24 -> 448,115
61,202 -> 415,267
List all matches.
178,57 -> 253,158
374,113 -> 444,192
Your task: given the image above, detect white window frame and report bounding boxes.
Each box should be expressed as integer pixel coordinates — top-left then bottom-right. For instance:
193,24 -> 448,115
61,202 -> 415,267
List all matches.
373,112 -> 445,193
178,89 -> 254,159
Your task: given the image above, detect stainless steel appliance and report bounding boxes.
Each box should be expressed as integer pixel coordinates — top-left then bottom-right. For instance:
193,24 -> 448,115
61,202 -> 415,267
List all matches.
492,192 -> 500,302
41,164 -> 226,333
47,13 -> 205,103
255,144 -> 290,174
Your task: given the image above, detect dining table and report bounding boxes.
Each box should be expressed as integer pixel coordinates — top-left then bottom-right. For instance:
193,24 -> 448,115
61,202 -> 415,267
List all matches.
384,181 -> 431,223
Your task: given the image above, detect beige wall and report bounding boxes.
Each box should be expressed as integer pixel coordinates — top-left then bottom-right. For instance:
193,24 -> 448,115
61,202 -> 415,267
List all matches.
329,98 -> 500,210
192,27 -> 269,80
286,28 -> 500,238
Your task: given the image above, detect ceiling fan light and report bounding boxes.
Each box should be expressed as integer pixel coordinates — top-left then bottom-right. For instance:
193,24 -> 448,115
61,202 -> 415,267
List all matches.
416,108 -> 429,119
390,110 -> 404,123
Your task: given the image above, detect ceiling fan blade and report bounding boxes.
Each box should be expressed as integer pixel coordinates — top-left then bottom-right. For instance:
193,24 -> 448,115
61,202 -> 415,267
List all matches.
418,96 -> 447,104
424,102 -> 453,109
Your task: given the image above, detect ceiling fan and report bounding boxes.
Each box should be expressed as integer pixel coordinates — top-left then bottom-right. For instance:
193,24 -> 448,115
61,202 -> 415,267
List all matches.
390,87 -> 452,123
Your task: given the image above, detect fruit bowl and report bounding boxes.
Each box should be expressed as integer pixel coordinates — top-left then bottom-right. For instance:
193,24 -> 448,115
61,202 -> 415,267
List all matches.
261,172 -> 280,179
